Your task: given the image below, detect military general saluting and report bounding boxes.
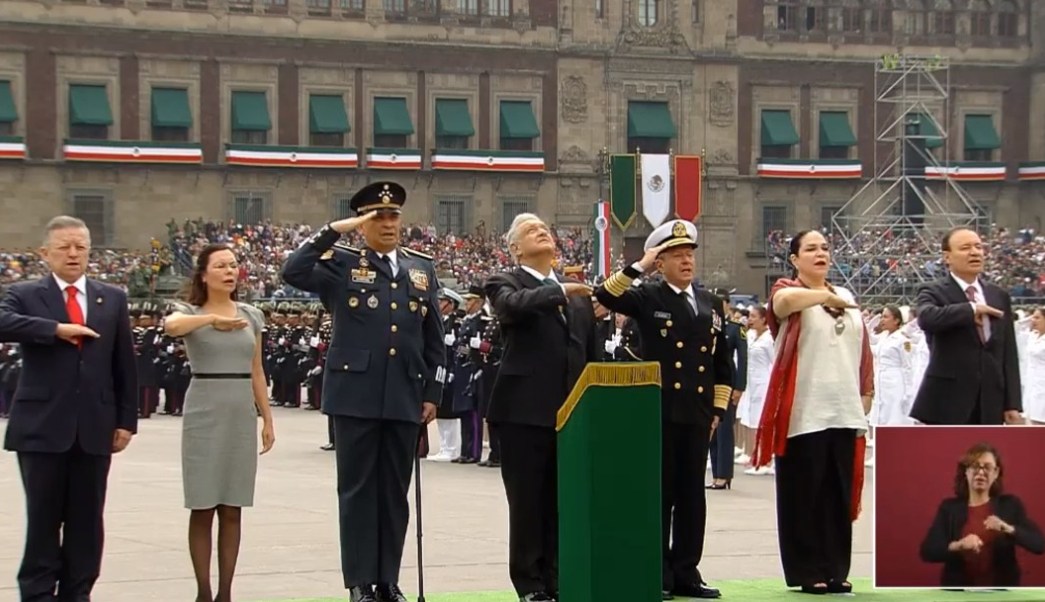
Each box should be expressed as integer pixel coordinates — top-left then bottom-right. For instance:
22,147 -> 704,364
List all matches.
596,219 -> 733,600
281,182 -> 444,602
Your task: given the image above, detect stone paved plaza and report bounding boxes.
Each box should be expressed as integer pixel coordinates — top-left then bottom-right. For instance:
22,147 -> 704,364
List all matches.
0,410 -> 873,602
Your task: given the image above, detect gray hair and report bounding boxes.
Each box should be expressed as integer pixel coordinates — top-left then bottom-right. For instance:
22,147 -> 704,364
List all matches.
43,215 -> 90,246
506,212 -> 544,247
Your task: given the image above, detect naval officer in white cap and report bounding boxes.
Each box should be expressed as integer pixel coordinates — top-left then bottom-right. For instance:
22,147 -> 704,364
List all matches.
595,219 -> 733,600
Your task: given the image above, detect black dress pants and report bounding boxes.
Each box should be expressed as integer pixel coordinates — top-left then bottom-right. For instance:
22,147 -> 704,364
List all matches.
662,420 -> 712,591
774,428 -> 855,587
498,423 -> 558,596
333,416 -> 419,587
17,441 -> 112,602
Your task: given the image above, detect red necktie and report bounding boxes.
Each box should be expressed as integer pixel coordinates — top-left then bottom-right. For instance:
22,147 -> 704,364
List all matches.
66,285 -> 84,347
965,285 -> 986,343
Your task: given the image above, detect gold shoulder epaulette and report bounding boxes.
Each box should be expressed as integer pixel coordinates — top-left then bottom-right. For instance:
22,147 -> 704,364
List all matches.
401,246 -> 433,261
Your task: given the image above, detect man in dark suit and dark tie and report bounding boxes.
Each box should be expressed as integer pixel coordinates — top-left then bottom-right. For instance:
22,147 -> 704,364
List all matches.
0,215 -> 138,602
910,227 -> 1022,425
484,213 -> 599,602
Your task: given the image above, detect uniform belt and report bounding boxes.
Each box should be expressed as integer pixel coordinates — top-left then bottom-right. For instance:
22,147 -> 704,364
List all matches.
192,373 -> 252,380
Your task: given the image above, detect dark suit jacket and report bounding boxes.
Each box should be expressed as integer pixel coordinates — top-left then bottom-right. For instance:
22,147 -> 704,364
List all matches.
920,494 -> 1044,587
911,277 -> 1021,424
484,268 -> 598,428
596,277 -> 733,425
0,276 -> 138,455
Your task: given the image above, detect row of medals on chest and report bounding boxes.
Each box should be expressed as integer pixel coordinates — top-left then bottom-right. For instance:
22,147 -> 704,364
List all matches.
347,252 -> 429,316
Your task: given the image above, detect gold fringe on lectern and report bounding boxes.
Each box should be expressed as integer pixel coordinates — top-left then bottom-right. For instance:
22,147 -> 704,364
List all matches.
556,362 -> 663,431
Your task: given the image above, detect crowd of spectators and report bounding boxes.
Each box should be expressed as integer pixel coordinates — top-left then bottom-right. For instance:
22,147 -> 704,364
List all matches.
6,216 -> 1045,302
1,218 -> 594,300
765,225 -> 1045,301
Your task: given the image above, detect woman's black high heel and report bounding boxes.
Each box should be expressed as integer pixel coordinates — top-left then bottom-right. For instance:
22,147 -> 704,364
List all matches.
706,480 -> 731,490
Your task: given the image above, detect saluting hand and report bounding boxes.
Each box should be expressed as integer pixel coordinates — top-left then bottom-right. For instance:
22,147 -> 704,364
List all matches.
330,211 -> 377,234
637,242 -> 673,272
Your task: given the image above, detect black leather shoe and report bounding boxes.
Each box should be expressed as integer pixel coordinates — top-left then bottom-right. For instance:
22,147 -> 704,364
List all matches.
662,590 -> 675,600
374,583 -> 407,602
674,581 -> 721,599
349,585 -> 377,602
519,593 -> 554,602
320,442 -> 335,451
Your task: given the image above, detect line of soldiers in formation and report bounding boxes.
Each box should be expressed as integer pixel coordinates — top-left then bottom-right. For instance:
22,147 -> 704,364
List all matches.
0,290 -> 647,436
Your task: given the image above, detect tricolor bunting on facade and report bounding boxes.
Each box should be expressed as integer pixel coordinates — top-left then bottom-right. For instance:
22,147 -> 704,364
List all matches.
674,155 -> 702,221
609,154 -> 637,229
640,153 -> 671,227
593,201 -> 611,280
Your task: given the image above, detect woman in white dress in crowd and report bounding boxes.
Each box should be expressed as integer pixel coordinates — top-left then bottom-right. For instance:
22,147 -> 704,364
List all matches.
901,305 -> 929,400
1015,308 -> 1045,424
737,305 -> 775,476
870,305 -> 916,427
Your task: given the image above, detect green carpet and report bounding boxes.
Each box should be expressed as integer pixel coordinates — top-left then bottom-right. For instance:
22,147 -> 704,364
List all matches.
259,578 -> 1045,601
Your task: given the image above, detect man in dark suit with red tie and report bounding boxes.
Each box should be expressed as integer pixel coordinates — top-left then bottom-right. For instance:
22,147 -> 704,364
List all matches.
911,227 -> 1022,425
484,213 -> 599,602
0,215 -> 138,602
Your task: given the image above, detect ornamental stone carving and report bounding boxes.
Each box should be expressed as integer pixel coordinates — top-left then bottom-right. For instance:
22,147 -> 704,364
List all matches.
709,81 -> 735,127
560,76 -> 588,124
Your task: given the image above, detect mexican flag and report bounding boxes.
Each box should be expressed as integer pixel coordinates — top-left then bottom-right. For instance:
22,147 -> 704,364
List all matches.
640,153 -> 671,227
593,201 -> 611,280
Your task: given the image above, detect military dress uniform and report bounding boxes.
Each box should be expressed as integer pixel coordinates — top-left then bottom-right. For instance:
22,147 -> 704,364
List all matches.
431,290 -> 463,461
477,305 -> 502,467
708,289 -> 748,489
453,285 -> 487,464
281,181 -> 444,602
595,219 -> 732,600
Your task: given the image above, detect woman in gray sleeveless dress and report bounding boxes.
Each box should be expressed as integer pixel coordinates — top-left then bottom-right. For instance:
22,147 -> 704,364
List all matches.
165,243 -> 275,602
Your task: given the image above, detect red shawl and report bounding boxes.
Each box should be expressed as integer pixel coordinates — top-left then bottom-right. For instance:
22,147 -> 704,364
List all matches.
752,278 -> 874,521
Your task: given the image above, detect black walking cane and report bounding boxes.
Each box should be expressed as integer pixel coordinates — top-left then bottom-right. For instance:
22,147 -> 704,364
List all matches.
415,428 -> 428,602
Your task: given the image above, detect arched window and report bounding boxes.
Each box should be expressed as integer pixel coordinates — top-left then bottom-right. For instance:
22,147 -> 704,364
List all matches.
969,0 -> 991,36
931,0 -> 954,35
905,0 -> 927,36
638,0 -> 659,27
997,0 -> 1019,38
867,0 -> 893,34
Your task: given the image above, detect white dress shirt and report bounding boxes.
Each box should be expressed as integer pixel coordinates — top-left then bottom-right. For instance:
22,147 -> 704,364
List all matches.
375,249 -> 399,277
665,281 -> 699,316
53,273 -> 87,322
952,273 -> 990,341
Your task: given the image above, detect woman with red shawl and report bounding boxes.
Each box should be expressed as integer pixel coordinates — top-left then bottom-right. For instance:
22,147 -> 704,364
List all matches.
752,230 -> 874,595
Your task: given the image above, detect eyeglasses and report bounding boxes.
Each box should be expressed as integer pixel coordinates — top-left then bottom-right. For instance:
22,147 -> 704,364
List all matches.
966,463 -> 998,475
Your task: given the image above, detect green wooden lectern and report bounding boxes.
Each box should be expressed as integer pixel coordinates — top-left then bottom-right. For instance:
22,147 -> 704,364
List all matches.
556,362 -> 663,602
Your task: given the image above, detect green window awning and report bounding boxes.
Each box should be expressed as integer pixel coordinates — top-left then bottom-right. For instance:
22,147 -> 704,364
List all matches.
231,91 -> 271,131
69,84 -> 113,126
761,110 -> 799,146
373,97 -> 414,136
151,87 -> 192,128
964,114 -> 1001,151
309,94 -> 349,134
627,101 -> 677,138
819,111 -> 856,147
435,98 -> 475,137
0,81 -> 16,123
499,100 -> 540,139
913,112 -> 943,149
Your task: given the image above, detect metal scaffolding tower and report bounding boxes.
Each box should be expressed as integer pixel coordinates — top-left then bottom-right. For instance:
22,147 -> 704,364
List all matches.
827,55 -> 986,305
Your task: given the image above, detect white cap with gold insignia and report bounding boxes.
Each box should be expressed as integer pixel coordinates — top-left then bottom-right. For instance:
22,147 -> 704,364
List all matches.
644,219 -> 698,253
